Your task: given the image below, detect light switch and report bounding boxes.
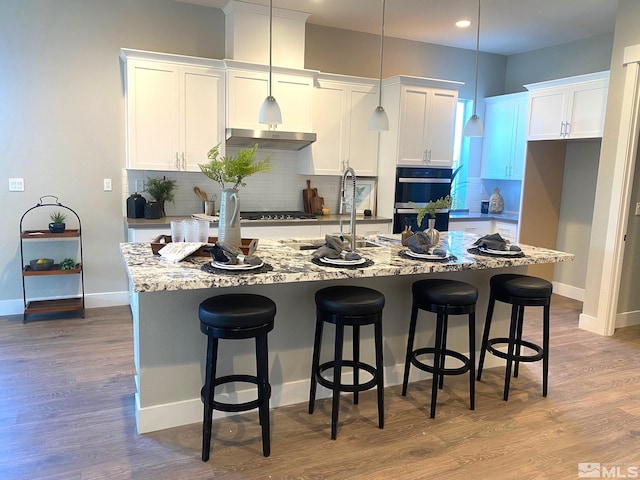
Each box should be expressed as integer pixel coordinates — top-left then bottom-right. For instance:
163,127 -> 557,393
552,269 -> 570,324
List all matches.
103,178 -> 112,191
9,178 -> 24,191
635,202 -> 640,216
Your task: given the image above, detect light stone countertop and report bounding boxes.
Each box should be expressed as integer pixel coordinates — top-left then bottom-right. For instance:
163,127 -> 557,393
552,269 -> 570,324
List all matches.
120,231 -> 574,293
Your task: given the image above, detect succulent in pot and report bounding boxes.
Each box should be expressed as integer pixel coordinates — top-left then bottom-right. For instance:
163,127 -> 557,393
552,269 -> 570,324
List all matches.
49,210 -> 67,233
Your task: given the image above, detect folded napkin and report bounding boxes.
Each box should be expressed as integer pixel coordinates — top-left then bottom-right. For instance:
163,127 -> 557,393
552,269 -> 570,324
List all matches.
473,233 -> 521,252
158,242 -> 204,262
208,242 -> 263,265
311,235 -> 361,261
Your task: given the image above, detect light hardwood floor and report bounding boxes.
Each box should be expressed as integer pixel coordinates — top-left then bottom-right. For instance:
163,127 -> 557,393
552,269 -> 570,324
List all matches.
1,295 -> 639,479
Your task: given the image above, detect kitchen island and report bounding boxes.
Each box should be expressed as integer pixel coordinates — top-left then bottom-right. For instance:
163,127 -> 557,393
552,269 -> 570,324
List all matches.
120,232 -> 573,433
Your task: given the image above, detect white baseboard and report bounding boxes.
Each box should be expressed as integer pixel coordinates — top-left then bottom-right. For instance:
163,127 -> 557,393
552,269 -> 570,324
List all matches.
136,354 -> 507,434
552,281 -> 584,302
616,309 -> 640,328
0,291 -> 130,317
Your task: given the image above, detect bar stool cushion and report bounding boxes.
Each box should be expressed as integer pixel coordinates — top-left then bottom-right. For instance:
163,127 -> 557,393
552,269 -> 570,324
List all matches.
199,294 -> 276,329
490,274 -> 552,299
315,286 -> 385,316
412,279 -> 478,306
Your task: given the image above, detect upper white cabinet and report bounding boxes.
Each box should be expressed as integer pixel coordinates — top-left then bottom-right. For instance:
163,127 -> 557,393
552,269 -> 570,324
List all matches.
120,49 -> 225,171
299,74 -> 379,176
525,71 -> 609,141
481,92 -> 528,180
226,62 -> 315,133
379,76 -> 462,168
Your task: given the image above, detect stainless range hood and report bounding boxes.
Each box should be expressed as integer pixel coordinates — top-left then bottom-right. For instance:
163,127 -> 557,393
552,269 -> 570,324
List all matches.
225,128 -> 316,151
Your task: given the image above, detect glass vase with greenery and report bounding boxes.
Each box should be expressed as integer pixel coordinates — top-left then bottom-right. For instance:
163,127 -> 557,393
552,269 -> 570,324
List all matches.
412,195 -> 453,229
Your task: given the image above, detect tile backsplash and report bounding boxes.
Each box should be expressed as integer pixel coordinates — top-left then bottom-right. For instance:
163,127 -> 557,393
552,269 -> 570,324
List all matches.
465,177 -> 522,214
122,149 -> 352,217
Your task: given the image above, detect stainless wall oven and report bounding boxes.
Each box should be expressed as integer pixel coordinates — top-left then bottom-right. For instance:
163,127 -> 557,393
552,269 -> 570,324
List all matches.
393,167 -> 452,233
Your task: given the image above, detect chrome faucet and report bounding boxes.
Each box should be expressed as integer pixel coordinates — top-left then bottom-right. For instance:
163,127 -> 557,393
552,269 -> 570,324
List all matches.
339,166 -> 357,252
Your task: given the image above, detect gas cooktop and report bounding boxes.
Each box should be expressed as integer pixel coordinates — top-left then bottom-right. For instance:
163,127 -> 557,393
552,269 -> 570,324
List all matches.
240,211 -> 317,221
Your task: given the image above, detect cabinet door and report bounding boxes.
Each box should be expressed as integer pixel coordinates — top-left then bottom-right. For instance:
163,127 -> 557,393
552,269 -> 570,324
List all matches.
481,98 -> 517,179
510,95 -> 528,180
126,60 -> 180,170
299,82 -> 346,175
227,70 -> 313,132
493,221 -> 518,243
566,81 -> 608,139
398,87 -> 429,165
426,89 -> 457,167
448,220 -> 492,236
345,85 -> 379,176
181,67 -> 225,171
527,88 -> 568,140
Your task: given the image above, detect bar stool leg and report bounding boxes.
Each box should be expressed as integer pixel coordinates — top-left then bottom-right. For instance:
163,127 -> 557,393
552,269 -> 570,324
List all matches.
256,334 -> 271,456
430,310 -> 445,418
438,314 -> 449,390
542,303 -> 550,397
374,318 -> 384,429
202,336 -> 218,462
402,303 -> 419,396
353,325 -> 360,405
308,315 -> 324,414
477,294 -> 495,381
513,305 -> 525,378
331,322 -> 345,440
503,304 -> 519,401
468,310 -> 476,411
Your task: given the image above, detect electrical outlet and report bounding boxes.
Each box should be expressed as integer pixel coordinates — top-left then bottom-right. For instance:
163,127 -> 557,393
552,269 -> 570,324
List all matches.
9,178 -> 24,191
135,179 -> 145,192
103,178 -> 112,191
635,202 -> 640,216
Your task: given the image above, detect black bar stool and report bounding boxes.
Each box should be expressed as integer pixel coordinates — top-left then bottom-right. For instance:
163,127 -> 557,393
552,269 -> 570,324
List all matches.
309,285 -> 385,440
402,278 -> 478,418
199,293 -> 276,461
476,273 -> 552,401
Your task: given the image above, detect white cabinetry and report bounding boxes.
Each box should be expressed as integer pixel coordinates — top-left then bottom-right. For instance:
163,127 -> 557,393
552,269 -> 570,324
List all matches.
379,76 -> 461,168
120,49 -> 225,171
481,92 -> 528,180
299,75 -> 379,176
493,221 -> 518,243
448,220 -> 492,236
226,63 -> 315,132
525,71 -> 609,141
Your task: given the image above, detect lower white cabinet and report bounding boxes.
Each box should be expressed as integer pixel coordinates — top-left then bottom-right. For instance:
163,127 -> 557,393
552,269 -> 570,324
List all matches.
448,219 -> 518,243
493,221 -> 518,243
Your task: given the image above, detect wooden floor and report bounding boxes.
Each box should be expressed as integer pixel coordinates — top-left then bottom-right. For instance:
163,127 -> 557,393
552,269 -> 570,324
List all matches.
1,295 -> 639,479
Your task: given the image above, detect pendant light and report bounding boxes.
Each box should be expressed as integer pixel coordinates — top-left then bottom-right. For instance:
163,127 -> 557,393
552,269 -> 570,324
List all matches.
258,0 -> 282,126
368,0 -> 389,131
463,0 -> 484,137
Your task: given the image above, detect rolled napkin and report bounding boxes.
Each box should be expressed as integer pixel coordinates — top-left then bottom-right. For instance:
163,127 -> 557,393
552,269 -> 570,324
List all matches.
311,235 -> 361,261
431,247 -> 447,258
473,233 -> 521,252
406,231 -> 434,254
210,242 -> 263,265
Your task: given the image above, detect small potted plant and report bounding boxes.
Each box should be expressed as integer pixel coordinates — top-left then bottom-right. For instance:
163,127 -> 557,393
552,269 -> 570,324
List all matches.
49,210 -> 67,233
144,176 -> 177,217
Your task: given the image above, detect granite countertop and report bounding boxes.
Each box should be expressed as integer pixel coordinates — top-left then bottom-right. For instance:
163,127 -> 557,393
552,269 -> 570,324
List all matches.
120,232 -> 573,293
125,214 -> 392,229
449,211 -> 519,223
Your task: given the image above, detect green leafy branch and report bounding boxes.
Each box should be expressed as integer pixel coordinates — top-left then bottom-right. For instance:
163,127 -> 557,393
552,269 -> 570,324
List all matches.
411,195 -> 453,227
199,144 -> 273,190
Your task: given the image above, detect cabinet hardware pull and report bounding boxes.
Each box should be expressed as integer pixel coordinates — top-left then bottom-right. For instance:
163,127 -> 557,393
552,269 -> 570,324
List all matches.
565,122 -> 570,136
560,122 -> 565,136
175,152 -> 179,169
181,152 -> 186,170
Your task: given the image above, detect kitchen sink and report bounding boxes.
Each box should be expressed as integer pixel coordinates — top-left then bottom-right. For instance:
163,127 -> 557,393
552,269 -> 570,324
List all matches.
280,239 -> 381,251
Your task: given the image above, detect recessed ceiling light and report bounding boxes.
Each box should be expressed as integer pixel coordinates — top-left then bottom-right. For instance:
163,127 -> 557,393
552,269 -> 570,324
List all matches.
456,19 -> 471,28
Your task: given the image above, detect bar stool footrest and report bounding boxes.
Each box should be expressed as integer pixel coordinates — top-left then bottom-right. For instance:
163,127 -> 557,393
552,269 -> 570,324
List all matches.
201,374 -> 271,413
486,337 -> 544,362
316,360 -> 379,393
411,347 -> 471,376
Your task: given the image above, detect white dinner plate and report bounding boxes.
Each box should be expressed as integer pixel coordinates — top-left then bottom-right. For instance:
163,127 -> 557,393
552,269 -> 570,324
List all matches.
211,261 -> 264,270
319,257 -> 366,266
404,249 -> 448,260
478,246 -> 522,256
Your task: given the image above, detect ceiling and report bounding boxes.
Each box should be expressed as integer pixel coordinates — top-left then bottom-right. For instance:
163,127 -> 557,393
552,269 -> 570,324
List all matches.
172,0 -> 618,56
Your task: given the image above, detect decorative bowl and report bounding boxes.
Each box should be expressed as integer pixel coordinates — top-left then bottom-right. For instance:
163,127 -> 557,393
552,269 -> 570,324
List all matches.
30,258 -> 54,271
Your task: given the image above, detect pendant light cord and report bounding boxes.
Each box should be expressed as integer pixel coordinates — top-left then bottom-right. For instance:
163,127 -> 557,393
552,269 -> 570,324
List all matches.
472,0 -> 480,116
377,0 -> 386,106
268,0 -> 273,98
